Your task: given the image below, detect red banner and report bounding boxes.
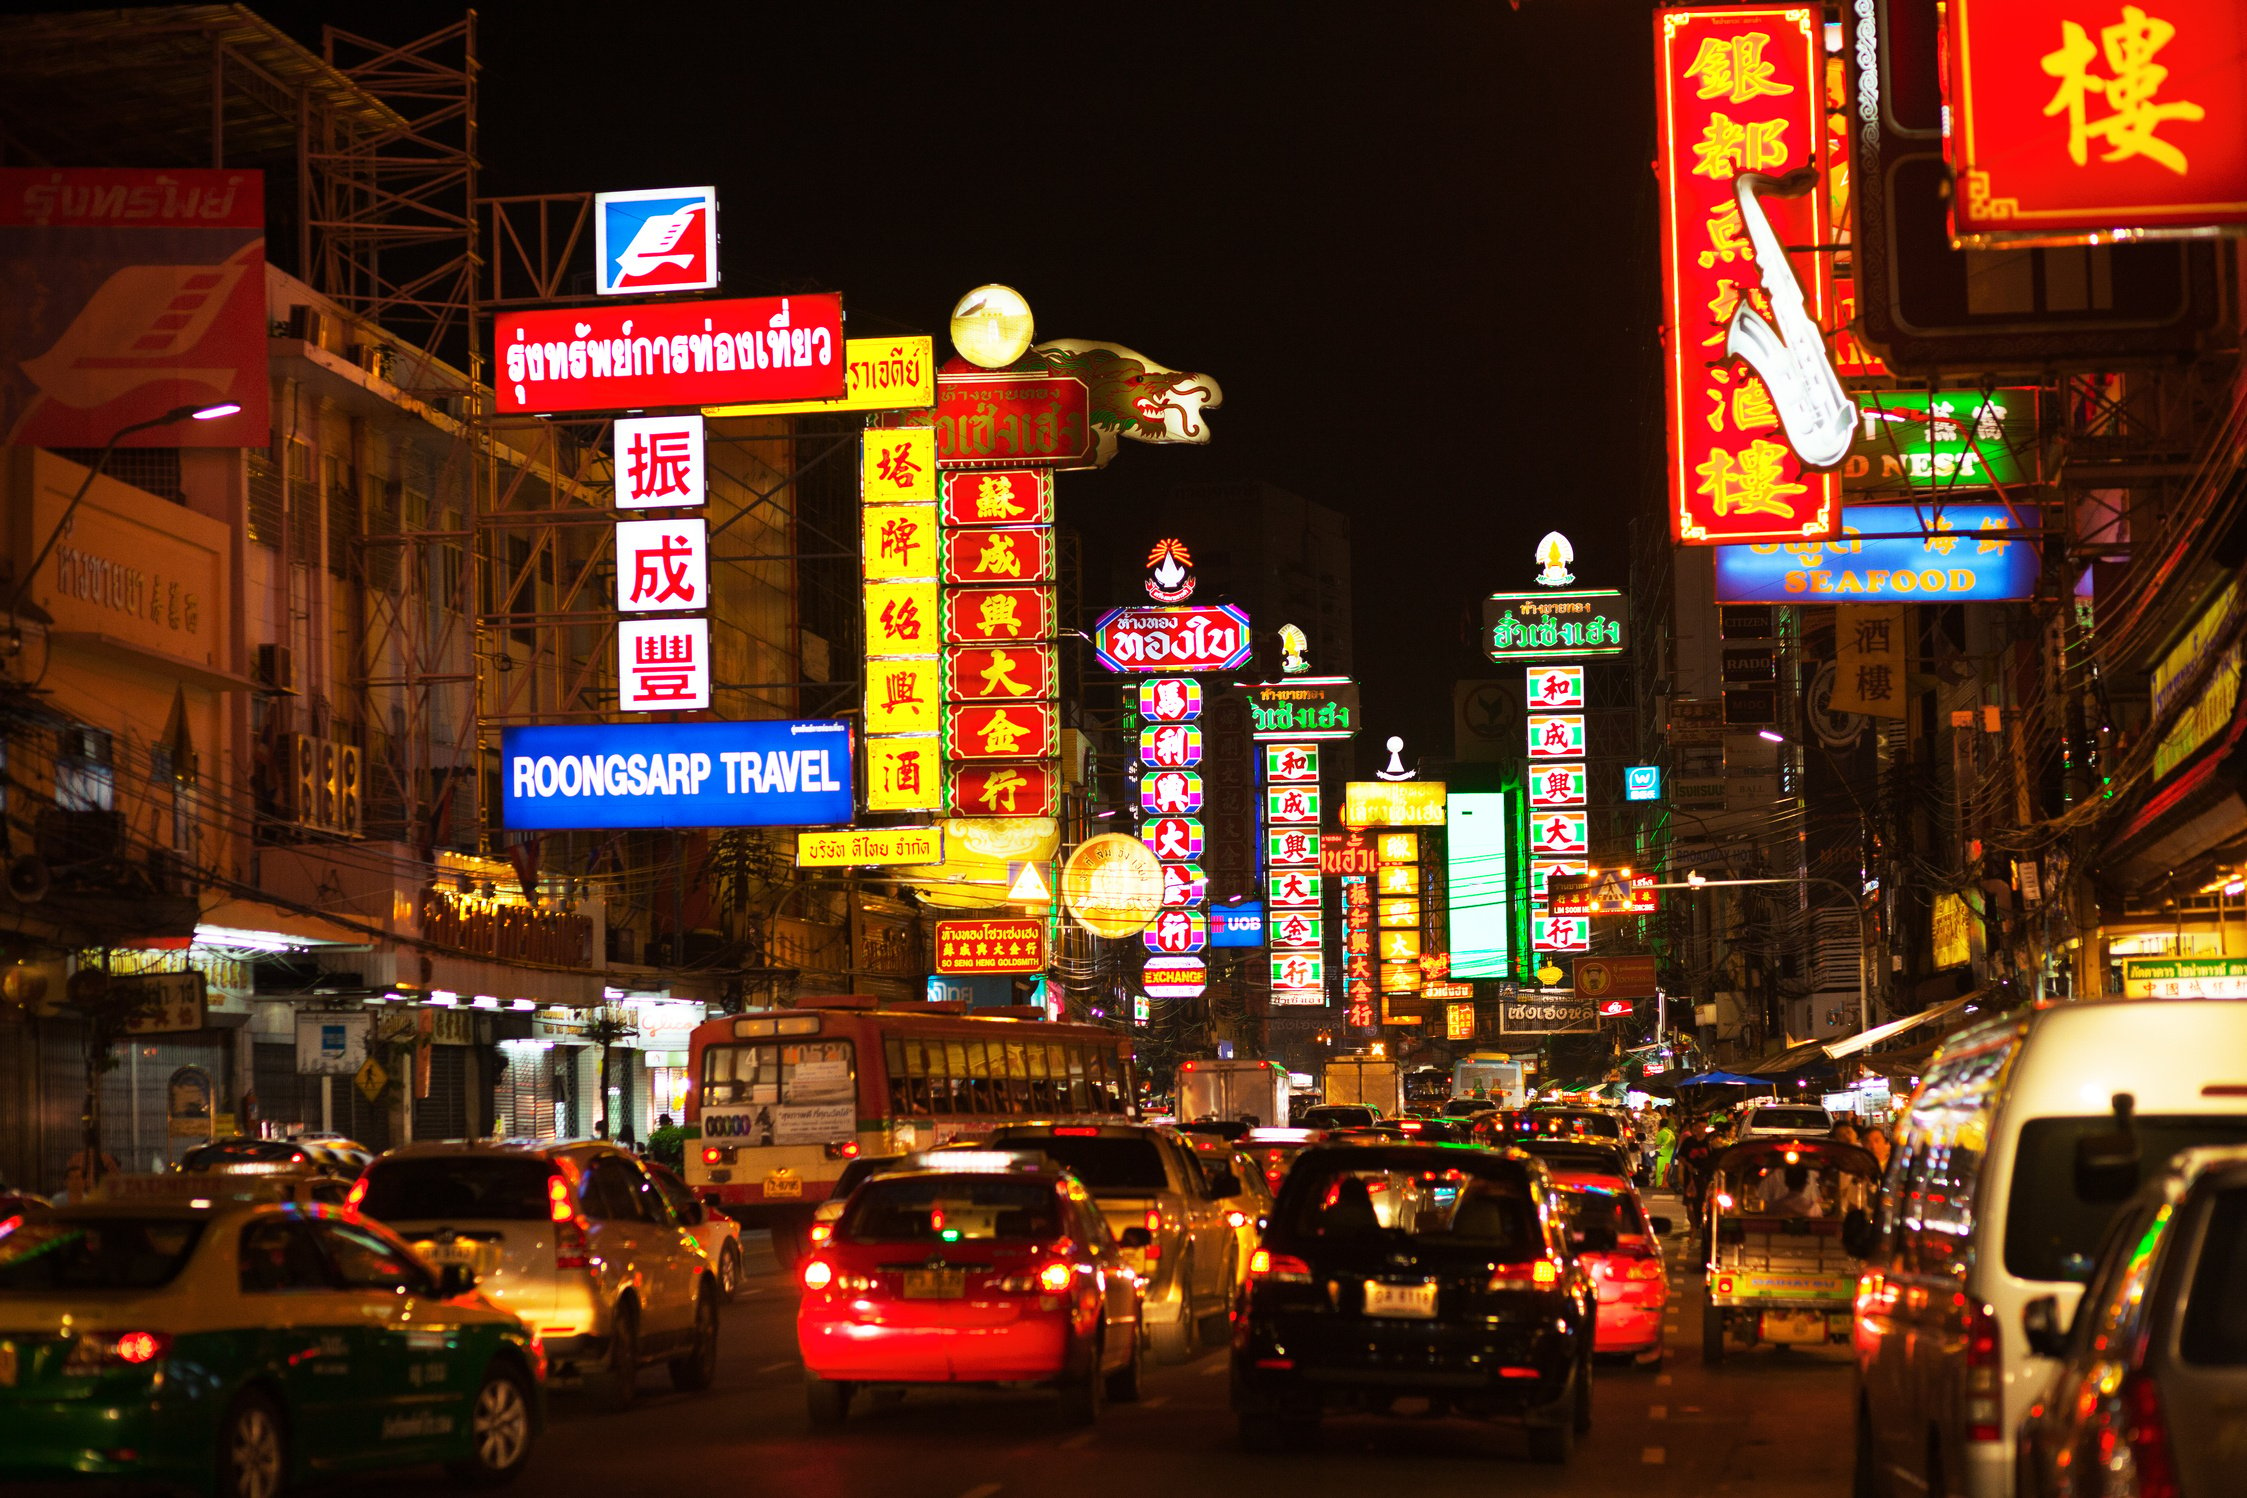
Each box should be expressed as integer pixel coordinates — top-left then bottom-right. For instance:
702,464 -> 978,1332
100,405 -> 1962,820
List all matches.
943,585 -> 1054,645
941,526 -> 1054,585
0,169 -> 269,448
945,704 -> 1057,761
949,762 -> 1058,818
934,371 -> 1093,468
940,468 -> 1054,526
1655,8 -> 1840,546
495,294 -> 844,414
1947,0 -> 2247,242
944,644 -> 1056,703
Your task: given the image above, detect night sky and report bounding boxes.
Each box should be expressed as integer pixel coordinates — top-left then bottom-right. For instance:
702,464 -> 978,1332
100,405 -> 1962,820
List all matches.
255,0 -> 1663,759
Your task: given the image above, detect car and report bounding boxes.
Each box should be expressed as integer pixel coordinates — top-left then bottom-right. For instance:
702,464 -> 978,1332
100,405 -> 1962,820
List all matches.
1300,1103 -> 1379,1131
1550,1167 -> 1672,1365
1851,999 -> 2247,1498
1509,1136 -> 1643,1191
1441,1096 -> 1503,1119
983,1121 -> 1240,1362
795,1154 -> 1147,1425
1474,1108 -> 1628,1151
179,1136 -> 348,1177
1238,1127 -> 1329,1195
0,1174 -> 542,1497
351,1140 -> 721,1408
2012,1144 -> 2247,1498
809,1152 -> 906,1250
646,1159 -> 745,1300
1181,1134 -> 1276,1288
1382,1116 -> 1472,1144
1233,1141 -> 1602,1461
1734,1102 -> 1833,1139
1173,1119 -> 1254,1143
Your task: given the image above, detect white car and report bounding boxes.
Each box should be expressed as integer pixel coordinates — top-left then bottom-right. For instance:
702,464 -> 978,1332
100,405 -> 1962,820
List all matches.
646,1160 -> 744,1300
1735,1103 -> 1833,1139
353,1141 -> 720,1408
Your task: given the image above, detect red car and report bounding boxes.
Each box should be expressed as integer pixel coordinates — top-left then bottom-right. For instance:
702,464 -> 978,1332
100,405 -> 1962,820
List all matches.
796,1155 -> 1149,1425
1552,1169 -> 1671,1365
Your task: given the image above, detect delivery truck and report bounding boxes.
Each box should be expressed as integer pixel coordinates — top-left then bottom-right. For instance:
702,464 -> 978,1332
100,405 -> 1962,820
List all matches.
1320,1055 -> 1403,1117
1452,1055 -> 1526,1107
1175,1058 -> 1290,1126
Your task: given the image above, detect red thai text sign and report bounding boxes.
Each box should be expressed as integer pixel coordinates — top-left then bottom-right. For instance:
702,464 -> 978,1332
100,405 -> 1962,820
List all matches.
1947,0 -> 2247,241
935,917 -> 1047,975
1655,8 -> 1839,546
496,294 -> 844,414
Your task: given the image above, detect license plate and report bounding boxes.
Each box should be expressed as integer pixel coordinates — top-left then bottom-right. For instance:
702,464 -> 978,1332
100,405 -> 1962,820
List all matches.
415,1240 -> 477,1266
0,1342 -> 15,1387
1363,1280 -> 1438,1319
763,1172 -> 802,1200
902,1269 -> 966,1299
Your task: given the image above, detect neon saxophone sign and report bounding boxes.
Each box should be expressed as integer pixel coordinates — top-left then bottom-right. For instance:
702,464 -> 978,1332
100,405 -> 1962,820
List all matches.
1725,168 -> 1855,471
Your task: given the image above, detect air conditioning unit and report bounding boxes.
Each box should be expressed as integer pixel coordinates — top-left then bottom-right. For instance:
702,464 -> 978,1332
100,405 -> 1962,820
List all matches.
254,644 -> 295,692
36,808 -> 123,865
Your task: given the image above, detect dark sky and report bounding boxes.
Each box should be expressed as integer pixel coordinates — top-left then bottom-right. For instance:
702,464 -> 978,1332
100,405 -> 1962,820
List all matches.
260,0 -> 1664,758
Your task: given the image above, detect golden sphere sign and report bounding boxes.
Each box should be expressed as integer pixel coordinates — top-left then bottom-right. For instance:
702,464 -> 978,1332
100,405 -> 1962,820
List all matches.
1061,834 -> 1164,939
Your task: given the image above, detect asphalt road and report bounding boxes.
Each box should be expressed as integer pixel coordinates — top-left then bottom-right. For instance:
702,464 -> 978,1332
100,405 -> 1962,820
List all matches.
331,1192 -> 1855,1498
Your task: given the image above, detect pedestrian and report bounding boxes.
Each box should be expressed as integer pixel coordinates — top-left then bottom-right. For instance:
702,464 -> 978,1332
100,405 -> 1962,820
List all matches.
1831,1120 -> 1861,1147
593,1116 -> 609,1141
1653,1116 -> 1678,1189
1863,1124 -> 1892,1170
1679,1122 -> 1715,1217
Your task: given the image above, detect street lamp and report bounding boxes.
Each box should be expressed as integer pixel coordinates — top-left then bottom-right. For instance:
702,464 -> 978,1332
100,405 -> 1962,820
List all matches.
5,402 -> 243,640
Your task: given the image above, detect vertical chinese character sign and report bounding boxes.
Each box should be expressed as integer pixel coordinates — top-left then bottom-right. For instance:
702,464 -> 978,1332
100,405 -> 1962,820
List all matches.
1655,7 -> 1840,546
862,426 -> 941,810
939,461 -> 1059,819
614,413 -> 712,711
1264,740 -> 1325,1004
1376,831 -> 1424,1011
1134,676 -> 1208,999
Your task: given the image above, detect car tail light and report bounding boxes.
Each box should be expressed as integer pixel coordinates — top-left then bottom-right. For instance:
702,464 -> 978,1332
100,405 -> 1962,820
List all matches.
547,1174 -> 574,1223
825,1139 -> 861,1160
1247,1249 -> 1312,1283
809,1221 -> 833,1246
1621,1259 -> 1663,1281
1964,1298 -> 2002,1442
554,1217 -> 591,1272
1038,1261 -> 1074,1294
344,1177 -> 368,1212
2115,1372 -> 2182,1498
802,1259 -> 834,1291
1489,1260 -> 1562,1291
1144,1207 -> 1164,1233
64,1331 -> 171,1374
1055,1126 -> 1101,1137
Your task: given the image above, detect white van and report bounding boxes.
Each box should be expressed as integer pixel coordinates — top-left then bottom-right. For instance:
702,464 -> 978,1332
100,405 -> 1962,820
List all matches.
1849,998 -> 2247,1498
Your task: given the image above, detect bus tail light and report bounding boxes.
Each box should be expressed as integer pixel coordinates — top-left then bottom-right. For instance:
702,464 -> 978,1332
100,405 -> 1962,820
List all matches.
702,1146 -> 735,1166
824,1139 -> 861,1160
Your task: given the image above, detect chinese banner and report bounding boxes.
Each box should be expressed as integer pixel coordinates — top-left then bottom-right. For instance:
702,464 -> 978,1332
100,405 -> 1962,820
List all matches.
1831,603 -> 1909,718
1139,723 -> 1204,766
1265,743 -> 1320,781
1947,0 -> 2247,242
943,586 -> 1055,644
866,738 -> 939,812
944,644 -> 1056,703
1270,868 -> 1322,908
1266,785 -> 1321,824
1139,677 -> 1204,721
942,527 -> 1055,585
1527,764 -> 1589,808
941,467 -> 1055,526
864,658 -> 940,735
1142,817 -> 1204,860
865,580 -> 940,656
1141,769 -> 1206,817
617,617 -> 710,712
1656,7 -> 1841,545
1527,713 -> 1586,759
1526,664 -> 1585,711
861,503 -> 938,581
945,704 -> 1057,761
862,428 -> 936,501
614,517 -> 708,613
614,415 -> 707,507
949,762 -> 1058,818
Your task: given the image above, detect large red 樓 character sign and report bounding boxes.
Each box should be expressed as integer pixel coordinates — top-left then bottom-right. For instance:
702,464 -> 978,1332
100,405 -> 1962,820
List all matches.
1946,0 -> 2247,244
1655,7 -> 1841,547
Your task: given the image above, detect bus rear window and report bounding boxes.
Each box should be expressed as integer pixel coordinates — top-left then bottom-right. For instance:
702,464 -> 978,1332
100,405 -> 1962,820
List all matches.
701,1040 -> 855,1109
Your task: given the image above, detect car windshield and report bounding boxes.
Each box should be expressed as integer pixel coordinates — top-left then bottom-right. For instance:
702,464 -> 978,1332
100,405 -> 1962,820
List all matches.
2005,1116 -> 2247,1282
0,1217 -> 205,1291
1535,1111 -> 1623,1139
356,1155 -> 558,1222
1302,1107 -> 1373,1129
1747,1108 -> 1831,1132
842,1175 -> 1059,1243
1561,1184 -> 1648,1240
998,1135 -> 1168,1191
1283,1153 -> 1539,1256
2182,1185 -> 2247,1366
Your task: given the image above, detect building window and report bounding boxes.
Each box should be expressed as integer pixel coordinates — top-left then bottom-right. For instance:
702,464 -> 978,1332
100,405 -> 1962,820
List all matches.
55,728 -> 114,812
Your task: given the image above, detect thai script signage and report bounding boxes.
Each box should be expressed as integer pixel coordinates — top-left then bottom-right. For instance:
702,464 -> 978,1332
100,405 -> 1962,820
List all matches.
935,917 -> 1047,975
934,370 -> 1094,468
1092,604 -> 1253,673
707,335 -> 934,418
1482,589 -> 1628,660
496,293 -> 844,414
795,826 -> 944,868
1713,503 -> 2040,603
1243,676 -> 1361,739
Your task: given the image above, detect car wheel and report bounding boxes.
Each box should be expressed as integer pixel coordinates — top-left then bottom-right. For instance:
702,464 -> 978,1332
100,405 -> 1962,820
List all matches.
1058,1335 -> 1105,1426
669,1286 -> 719,1392
1104,1320 -> 1146,1403
1151,1263 -> 1199,1364
716,1240 -> 741,1301
1572,1355 -> 1593,1434
1202,1244 -> 1239,1343
1702,1304 -> 1727,1366
447,1363 -> 534,1486
607,1301 -> 640,1410
805,1373 -> 852,1427
1852,1398 -> 1885,1498
1527,1418 -> 1574,1464
216,1390 -> 286,1498
769,1217 -> 807,1273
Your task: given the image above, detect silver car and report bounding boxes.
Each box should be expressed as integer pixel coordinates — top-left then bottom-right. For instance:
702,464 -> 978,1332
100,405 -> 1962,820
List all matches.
354,1141 -> 720,1407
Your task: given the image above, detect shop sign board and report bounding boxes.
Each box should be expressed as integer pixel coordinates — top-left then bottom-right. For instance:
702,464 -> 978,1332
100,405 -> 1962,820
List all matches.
706,335 -> 934,418
294,1009 -> 370,1075
1576,955 -> 1660,1001
614,414 -> 707,508
1549,870 -> 1659,915
1343,781 -> 1448,828
945,703 -> 1057,761
2151,578 -> 2243,781
1485,590 -> 1628,660
862,428 -> 937,501
934,370 -> 1095,468
1945,0 -> 2247,244
944,644 -> 1057,704
796,826 -> 944,868
1209,903 -> 1265,946
500,719 -> 852,829
1526,664 -> 1586,711
934,917 -> 1047,974
1527,714 -> 1587,759
1243,677 -> 1361,739
593,185 -> 718,296
118,972 -> 209,1036
1060,834 -> 1165,939
943,585 -> 1056,645
1843,391 -> 2039,493
1499,994 -> 1598,1034
614,516 -> 708,613
939,467 -> 1055,526
1713,503 -> 2040,603
1528,764 -> 1589,809
1139,677 -> 1204,722
1141,816 -> 1204,861
2122,956 -> 2247,998
942,526 -> 1055,585
1142,956 -> 1208,999
617,616 -> 710,712
949,762 -> 1059,818
496,294 -> 844,414
1092,604 -> 1253,673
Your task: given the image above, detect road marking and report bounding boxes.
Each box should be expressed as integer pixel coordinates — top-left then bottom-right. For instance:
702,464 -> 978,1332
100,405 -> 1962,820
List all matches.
958,1485 -> 1002,1498
1649,1404 -> 1668,1420
758,1359 -> 796,1374
1643,1447 -> 1667,1464
1656,1373 -> 1673,1386
1059,1431 -> 1096,1450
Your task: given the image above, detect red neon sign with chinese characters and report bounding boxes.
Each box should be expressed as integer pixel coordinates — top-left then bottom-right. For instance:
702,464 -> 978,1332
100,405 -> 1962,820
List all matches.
1947,0 -> 2247,243
1656,7 -> 1840,547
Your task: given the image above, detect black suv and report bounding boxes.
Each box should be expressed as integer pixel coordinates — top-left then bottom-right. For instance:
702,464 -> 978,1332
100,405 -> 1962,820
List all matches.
1232,1142 -> 1602,1461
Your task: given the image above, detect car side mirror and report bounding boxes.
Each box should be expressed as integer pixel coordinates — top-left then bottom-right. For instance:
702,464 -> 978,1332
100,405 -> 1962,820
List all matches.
678,1200 -> 705,1226
1118,1225 -> 1153,1249
435,1262 -> 479,1297
1841,1207 -> 1875,1258
1205,1170 -> 1240,1200
1649,1216 -> 1674,1237
2022,1294 -> 2068,1359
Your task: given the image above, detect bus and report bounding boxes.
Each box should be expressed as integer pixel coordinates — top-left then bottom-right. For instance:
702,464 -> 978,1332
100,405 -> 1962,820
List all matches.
682,994 -> 1138,1264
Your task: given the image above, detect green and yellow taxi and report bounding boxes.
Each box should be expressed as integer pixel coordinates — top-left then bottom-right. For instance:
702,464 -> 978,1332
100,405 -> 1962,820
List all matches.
0,1174 -> 544,1497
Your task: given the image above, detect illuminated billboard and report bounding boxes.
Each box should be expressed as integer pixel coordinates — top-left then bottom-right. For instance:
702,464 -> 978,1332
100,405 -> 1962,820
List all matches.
1446,792 -> 1511,980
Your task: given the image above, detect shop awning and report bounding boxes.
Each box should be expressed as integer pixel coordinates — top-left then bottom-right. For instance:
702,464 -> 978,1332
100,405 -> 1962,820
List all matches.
1676,1070 -> 1766,1087
1822,995 -> 1976,1060
1738,1037 -> 1837,1076
195,896 -> 372,950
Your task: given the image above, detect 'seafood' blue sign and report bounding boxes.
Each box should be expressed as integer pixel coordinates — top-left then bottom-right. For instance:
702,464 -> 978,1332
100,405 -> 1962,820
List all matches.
502,720 -> 854,830
1711,503 -> 2039,604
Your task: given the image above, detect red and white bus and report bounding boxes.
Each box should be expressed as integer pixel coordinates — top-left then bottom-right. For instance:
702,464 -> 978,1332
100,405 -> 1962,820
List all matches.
681,995 -> 1138,1260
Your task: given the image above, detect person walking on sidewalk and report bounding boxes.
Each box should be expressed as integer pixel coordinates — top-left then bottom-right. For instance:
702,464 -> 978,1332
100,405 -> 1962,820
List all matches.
1652,1116 -> 1678,1189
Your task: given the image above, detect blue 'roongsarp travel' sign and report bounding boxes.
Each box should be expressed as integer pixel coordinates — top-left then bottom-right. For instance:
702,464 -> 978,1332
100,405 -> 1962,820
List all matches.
501,719 -> 853,830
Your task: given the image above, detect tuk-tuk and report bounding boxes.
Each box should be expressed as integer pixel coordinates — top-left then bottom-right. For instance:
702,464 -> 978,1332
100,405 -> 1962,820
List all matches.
1699,1136 -> 1879,1363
